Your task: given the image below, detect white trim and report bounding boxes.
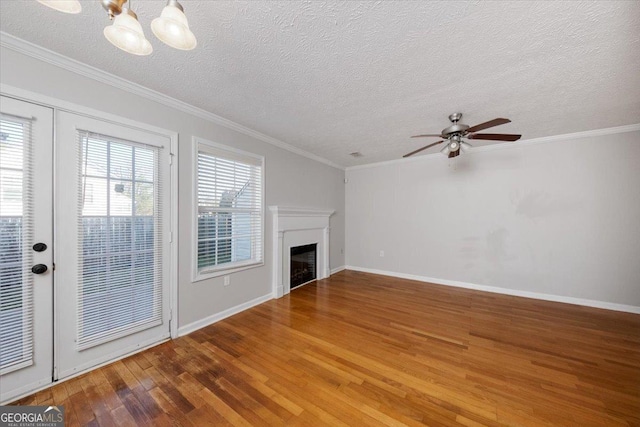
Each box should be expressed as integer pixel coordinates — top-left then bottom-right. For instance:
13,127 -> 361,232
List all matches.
269,206 -> 335,298
1,337 -> 168,405
346,123 -> 640,171
4,32 -> 638,173
345,266 -> 640,314
1,84 -> 179,375
1,85 -> 175,139
0,32 -> 344,171
58,333 -> 170,380
269,206 -> 336,218
331,265 -> 346,275
196,136 -> 266,162
169,136 -> 179,338
178,293 -> 272,337
192,137 -> 266,283
194,262 -> 265,282
0,375 -> 51,405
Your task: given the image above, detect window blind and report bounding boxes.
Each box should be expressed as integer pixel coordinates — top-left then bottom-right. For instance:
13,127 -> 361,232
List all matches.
0,115 -> 34,375
197,143 -> 263,274
76,131 -> 163,351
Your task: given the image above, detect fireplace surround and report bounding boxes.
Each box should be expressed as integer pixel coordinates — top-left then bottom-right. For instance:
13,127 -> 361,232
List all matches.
269,206 -> 334,298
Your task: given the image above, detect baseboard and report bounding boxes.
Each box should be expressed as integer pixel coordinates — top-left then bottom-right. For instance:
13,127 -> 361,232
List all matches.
345,266 -> 640,314
331,265 -> 346,275
178,293 -> 272,337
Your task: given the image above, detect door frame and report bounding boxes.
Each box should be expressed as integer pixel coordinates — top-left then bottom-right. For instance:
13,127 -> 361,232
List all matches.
0,95 -> 54,404
0,83 -> 179,397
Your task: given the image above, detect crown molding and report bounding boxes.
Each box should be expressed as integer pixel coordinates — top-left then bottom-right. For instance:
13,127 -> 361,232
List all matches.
0,31 -> 345,170
346,123 -> 640,172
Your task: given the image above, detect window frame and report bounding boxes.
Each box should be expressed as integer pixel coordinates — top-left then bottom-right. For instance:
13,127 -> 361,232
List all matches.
192,137 -> 265,282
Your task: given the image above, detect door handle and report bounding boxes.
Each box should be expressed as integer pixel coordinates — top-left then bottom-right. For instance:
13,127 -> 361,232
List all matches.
33,243 -> 48,252
32,264 -> 48,274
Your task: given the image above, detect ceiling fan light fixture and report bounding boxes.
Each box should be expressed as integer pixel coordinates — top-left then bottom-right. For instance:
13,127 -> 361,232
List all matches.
151,0 -> 197,51
37,0 -> 82,14
460,141 -> 472,153
104,8 -> 153,56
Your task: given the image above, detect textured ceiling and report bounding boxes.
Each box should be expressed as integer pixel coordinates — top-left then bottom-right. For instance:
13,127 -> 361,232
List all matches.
1,1 -> 639,167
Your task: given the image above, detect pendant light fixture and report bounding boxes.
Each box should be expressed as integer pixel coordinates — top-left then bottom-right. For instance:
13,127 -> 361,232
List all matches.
151,0 -> 197,51
37,0 -> 197,56
37,0 -> 81,14
104,5 -> 153,56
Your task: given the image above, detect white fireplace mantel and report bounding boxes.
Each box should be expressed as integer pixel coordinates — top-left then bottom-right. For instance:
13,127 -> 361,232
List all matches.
269,206 -> 334,298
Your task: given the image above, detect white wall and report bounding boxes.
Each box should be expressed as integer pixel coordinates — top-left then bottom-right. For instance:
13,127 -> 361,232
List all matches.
346,129 -> 640,308
0,46 -> 345,329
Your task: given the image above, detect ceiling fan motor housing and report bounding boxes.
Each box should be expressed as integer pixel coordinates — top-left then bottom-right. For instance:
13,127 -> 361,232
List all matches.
442,112 -> 469,138
441,123 -> 469,138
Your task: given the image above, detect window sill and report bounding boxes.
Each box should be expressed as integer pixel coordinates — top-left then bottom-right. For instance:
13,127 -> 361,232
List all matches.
192,261 -> 264,283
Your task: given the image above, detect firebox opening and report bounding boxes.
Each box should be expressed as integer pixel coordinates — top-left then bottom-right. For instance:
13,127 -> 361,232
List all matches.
290,243 -> 317,290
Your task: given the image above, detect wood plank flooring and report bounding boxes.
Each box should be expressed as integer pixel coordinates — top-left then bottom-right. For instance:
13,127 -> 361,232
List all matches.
12,270 -> 640,426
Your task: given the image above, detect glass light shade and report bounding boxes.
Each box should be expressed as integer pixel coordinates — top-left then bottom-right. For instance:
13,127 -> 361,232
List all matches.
440,144 -> 451,156
460,141 -> 472,153
151,5 -> 197,50
37,0 -> 82,14
449,141 -> 459,151
104,9 -> 153,56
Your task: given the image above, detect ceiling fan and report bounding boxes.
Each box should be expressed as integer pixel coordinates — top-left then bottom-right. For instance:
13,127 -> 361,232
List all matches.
403,113 -> 521,159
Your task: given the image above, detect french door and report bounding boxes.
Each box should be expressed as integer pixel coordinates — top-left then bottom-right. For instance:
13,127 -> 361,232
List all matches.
55,111 -> 171,379
0,97 -> 172,403
0,96 -> 53,402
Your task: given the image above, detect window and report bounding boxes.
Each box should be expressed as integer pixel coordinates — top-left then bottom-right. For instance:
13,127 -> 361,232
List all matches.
195,139 -> 263,279
77,131 -> 163,350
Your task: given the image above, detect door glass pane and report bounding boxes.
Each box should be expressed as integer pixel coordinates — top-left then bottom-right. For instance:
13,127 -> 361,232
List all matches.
0,116 -> 34,374
78,132 -> 162,350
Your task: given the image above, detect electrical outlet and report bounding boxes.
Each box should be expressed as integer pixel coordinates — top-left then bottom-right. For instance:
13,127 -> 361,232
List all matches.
224,276 -> 230,286
379,250 -> 384,257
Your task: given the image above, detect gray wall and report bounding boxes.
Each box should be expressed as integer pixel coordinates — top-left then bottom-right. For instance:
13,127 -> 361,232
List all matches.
346,129 -> 640,307
1,46 -> 346,328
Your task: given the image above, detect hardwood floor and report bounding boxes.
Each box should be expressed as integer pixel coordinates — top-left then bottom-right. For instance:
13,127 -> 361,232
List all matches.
13,270 -> 640,426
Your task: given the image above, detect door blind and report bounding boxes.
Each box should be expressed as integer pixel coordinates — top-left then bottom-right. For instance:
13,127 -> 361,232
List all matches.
76,131 -> 163,351
0,115 -> 34,374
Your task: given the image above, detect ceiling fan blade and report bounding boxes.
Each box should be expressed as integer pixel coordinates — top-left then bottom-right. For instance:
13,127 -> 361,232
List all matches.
403,141 -> 443,158
448,150 -> 460,158
466,118 -> 511,133
467,133 -> 521,141
410,134 -> 442,138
